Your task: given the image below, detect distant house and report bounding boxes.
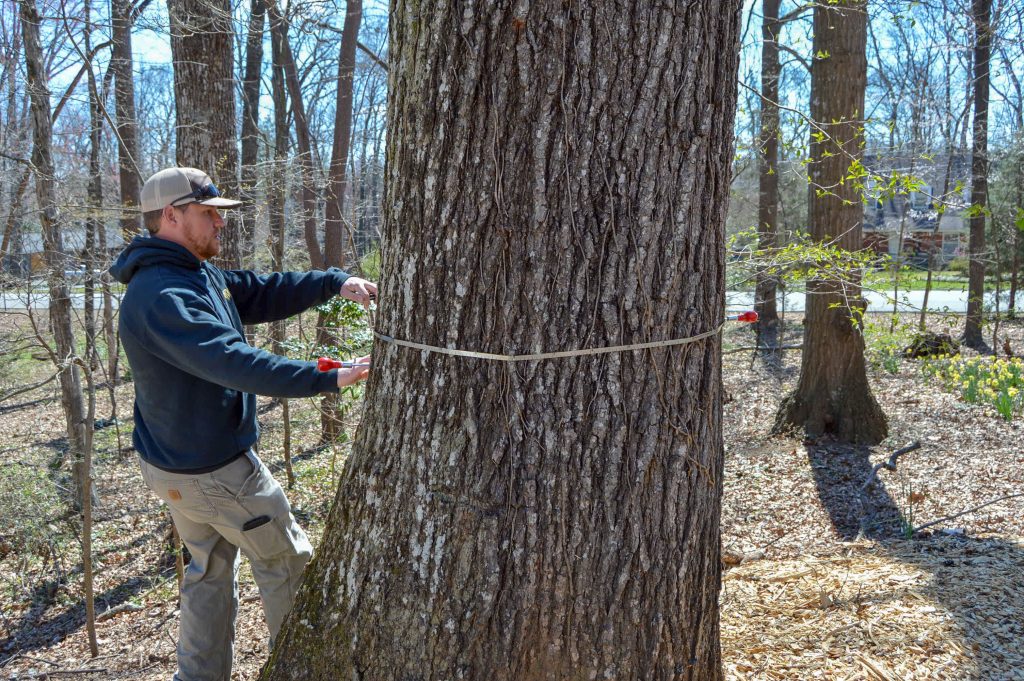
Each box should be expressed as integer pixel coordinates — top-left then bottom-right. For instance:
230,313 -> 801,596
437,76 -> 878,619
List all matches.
862,154 -> 970,268
2,225 -> 125,278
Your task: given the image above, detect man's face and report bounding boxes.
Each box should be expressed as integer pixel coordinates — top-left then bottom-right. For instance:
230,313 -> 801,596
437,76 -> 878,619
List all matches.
176,203 -> 224,261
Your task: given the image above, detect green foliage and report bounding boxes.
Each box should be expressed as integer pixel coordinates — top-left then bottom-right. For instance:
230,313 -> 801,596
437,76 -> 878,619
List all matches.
963,203 -> 990,219
728,226 -> 882,292
947,257 -> 970,276
863,318 -> 905,374
311,298 -> 374,359
920,355 -> 1024,421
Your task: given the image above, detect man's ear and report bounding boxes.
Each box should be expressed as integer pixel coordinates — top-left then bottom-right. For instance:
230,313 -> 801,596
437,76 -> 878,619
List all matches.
162,204 -> 180,228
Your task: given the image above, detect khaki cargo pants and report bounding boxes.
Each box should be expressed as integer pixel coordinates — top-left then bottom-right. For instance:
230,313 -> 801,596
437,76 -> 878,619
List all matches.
139,451 -> 312,681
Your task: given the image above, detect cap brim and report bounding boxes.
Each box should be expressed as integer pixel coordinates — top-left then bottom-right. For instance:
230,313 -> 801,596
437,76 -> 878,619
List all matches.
198,197 -> 243,208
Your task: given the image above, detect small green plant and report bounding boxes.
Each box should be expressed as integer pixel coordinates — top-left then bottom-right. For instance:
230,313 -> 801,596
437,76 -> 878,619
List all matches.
897,475 -> 924,539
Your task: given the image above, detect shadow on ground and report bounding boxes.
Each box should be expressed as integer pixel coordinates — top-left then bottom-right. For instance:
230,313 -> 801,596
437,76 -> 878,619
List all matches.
808,444 -> 1024,679
0,570 -> 173,666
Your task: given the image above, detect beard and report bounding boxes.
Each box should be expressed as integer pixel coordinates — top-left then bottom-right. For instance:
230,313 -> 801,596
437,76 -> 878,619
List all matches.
184,220 -> 220,260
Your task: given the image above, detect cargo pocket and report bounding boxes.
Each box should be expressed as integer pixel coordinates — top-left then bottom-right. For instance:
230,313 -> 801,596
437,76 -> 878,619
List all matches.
234,516 -> 295,560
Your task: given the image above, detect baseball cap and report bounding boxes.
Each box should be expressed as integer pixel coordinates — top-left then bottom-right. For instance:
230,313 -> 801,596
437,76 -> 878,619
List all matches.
140,167 -> 243,213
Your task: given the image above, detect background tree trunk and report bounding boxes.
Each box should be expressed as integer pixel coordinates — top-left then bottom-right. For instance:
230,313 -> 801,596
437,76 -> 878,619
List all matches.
83,9 -> 103,372
111,0 -> 141,241
269,24 -> 294,487
318,0 -> 362,442
239,0 -> 265,268
963,0 -> 992,348
262,3 -> 741,680
20,0 -> 89,506
267,1 -> 324,269
168,0 -> 240,267
322,0 -> 361,270
773,0 -> 887,444
755,0 -> 781,349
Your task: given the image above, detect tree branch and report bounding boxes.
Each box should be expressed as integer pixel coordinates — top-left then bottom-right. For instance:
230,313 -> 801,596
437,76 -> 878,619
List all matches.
913,492 -> 1024,534
0,371 -> 59,404
773,40 -> 811,73
859,440 -> 922,493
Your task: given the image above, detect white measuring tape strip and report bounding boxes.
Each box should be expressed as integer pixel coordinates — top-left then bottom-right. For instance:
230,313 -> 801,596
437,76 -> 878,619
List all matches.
373,323 -> 725,363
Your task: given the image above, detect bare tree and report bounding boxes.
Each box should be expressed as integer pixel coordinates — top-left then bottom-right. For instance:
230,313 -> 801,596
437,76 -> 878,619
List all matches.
267,0 -> 324,269
20,0 -> 90,501
268,14 -> 293,486
317,0 -> 362,442
322,0 -> 361,270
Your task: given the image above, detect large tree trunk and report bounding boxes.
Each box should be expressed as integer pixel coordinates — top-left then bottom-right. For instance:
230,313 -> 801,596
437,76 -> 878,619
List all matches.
262,3 -> 740,680
773,0 -> 887,444
168,0 -> 240,268
111,0 -> 141,240
963,0 -> 992,348
754,0 -> 781,348
20,0 -> 90,505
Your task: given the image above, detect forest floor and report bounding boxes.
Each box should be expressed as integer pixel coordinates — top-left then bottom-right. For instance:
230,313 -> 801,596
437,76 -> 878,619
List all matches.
0,311 -> 1022,680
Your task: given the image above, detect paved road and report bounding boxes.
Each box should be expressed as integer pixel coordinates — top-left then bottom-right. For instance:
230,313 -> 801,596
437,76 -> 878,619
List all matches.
0,291 -> 121,312
1,288 -> 1016,314
727,289 -> 1014,314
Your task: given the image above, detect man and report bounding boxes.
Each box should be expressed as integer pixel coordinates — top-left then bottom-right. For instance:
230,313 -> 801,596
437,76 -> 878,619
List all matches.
109,167 -> 374,681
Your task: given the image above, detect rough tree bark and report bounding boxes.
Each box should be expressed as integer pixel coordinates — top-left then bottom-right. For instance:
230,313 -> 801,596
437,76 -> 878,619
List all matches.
773,0 -> 887,444
963,0 -> 991,348
754,0 -> 781,348
168,0 -> 240,268
20,0 -> 90,504
262,2 -> 740,680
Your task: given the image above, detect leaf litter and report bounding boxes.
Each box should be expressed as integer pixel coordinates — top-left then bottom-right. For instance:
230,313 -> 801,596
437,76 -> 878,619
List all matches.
0,312 -> 1022,679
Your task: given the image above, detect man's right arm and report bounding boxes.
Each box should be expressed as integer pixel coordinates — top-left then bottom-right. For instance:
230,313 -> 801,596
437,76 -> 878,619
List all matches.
139,287 -> 342,398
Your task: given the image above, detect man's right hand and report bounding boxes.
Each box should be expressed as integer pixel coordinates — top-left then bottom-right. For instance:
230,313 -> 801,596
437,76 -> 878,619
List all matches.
337,355 -> 371,388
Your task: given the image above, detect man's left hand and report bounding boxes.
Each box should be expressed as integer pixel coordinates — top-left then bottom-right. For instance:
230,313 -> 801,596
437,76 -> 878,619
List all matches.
340,277 -> 378,307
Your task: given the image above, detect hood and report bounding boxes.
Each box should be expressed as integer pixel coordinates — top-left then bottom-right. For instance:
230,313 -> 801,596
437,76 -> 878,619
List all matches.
109,236 -> 201,284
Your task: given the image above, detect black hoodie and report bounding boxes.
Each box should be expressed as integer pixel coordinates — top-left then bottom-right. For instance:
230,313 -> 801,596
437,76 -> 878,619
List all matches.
110,236 -> 347,471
